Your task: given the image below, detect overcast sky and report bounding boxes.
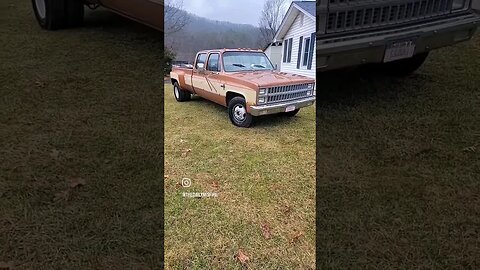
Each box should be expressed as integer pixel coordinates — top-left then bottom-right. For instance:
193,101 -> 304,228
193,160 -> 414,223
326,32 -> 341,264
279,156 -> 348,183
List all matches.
182,0 -> 294,26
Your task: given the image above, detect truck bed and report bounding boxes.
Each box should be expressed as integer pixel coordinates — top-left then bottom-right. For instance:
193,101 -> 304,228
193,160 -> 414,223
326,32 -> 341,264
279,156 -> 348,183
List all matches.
171,66 -> 194,92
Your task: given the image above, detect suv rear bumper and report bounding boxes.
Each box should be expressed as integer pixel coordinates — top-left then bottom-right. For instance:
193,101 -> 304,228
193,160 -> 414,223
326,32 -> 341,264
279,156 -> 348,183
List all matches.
249,97 -> 316,116
317,13 -> 480,71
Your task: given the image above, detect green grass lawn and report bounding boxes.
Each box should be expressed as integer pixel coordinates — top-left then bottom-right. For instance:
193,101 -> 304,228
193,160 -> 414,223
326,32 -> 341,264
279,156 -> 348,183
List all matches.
1,1 -> 163,268
163,85 -> 316,269
317,34 -> 480,269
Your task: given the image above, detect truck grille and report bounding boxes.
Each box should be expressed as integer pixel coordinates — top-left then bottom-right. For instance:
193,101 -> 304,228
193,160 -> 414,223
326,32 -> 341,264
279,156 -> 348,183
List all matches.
326,0 -> 454,33
266,83 -> 311,103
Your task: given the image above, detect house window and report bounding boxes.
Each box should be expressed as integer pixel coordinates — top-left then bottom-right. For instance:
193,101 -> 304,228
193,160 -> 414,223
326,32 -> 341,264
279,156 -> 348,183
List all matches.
283,38 -> 293,63
302,37 -> 311,67
288,38 -> 292,62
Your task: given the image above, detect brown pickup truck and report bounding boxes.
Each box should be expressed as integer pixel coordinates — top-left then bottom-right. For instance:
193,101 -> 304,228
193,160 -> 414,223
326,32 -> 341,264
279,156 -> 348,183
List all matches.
170,49 -> 316,128
31,0 -> 163,30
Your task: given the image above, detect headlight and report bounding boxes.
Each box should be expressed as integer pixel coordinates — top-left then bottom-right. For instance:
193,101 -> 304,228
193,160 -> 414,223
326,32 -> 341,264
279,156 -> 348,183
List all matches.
307,83 -> 314,90
452,0 -> 466,9
259,88 -> 267,95
307,91 -> 312,96
258,97 -> 266,104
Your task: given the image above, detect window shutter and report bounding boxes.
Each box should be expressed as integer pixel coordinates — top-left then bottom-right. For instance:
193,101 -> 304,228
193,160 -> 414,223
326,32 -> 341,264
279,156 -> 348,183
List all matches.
287,38 -> 293,63
297,36 -> 303,69
307,33 -> 315,70
283,40 -> 288,63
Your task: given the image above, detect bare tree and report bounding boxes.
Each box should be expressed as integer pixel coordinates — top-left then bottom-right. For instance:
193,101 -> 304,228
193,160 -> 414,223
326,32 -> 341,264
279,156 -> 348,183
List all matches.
258,0 -> 288,48
164,0 -> 189,34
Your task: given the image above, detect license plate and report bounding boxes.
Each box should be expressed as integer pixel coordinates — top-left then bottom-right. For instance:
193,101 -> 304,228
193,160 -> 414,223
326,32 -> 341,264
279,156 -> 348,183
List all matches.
285,105 -> 296,112
384,40 -> 416,63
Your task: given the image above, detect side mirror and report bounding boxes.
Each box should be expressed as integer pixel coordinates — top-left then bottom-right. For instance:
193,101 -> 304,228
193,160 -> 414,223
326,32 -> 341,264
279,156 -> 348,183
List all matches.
274,64 -> 278,71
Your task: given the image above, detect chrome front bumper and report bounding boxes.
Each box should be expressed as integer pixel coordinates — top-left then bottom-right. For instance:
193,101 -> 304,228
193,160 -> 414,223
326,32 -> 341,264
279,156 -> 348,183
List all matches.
317,13 -> 480,71
249,97 -> 316,116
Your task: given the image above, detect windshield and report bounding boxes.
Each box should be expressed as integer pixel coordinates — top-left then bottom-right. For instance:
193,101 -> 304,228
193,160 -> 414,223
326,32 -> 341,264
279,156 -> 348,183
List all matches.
223,52 -> 274,72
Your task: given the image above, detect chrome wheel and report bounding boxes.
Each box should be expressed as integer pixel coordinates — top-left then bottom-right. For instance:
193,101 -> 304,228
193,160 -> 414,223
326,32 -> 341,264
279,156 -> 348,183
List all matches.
233,104 -> 246,122
174,85 -> 180,100
35,0 -> 46,19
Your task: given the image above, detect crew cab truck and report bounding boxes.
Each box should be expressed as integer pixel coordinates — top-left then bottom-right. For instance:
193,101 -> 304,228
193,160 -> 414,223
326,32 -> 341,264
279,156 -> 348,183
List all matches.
317,0 -> 480,74
170,49 -> 316,128
31,0 -> 163,31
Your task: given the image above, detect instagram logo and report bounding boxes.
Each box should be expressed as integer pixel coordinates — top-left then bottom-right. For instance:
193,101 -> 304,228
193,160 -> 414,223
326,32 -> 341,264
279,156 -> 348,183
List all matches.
181,178 -> 192,188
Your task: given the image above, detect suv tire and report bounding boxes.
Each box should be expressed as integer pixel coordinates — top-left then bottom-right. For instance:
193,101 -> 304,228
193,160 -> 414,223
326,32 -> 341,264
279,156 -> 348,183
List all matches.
228,96 -> 253,128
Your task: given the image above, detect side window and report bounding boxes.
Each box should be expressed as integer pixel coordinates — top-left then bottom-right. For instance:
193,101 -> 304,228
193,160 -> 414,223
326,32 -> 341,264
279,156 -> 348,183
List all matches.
206,53 -> 220,72
287,38 -> 293,63
283,38 -> 293,63
303,37 -> 311,67
283,39 -> 289,63
195,53 -> 207,69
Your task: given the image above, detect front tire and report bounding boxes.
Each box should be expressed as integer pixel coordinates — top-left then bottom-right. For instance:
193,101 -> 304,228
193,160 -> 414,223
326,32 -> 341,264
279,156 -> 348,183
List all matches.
173,82 -> 191,102
228,97 -> 253,128
32,0 -> 84,30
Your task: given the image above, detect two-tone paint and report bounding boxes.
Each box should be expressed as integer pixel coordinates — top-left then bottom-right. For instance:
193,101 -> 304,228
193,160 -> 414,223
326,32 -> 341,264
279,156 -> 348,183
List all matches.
170,49 -> 315,114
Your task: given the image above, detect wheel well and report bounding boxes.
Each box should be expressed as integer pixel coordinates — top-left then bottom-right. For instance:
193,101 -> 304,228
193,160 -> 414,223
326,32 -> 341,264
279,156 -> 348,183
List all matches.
171,78 -> 178,85
226,92 -> 244,105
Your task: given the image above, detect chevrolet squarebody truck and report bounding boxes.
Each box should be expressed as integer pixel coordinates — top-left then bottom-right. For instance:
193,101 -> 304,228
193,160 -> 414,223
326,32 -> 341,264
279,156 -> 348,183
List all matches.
317,0 -> 480,74
31,0 -> 163,31
170,49 -> 316,128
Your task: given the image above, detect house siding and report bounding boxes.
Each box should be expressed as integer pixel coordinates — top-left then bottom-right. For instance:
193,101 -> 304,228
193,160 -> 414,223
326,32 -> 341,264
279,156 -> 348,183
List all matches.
280,14 -> 316,79
264,44 -> 282,70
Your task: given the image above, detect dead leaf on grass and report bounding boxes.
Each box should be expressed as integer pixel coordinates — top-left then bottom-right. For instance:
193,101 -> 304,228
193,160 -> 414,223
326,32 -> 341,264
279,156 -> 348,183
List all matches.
54,177 -> 86,202
164,174 -> 169,179
68,177 -> 86,188
290,231 -> 304,244
281,204 -> 292,214
181,148 -> 192,157
34,80 -> 45,88
211,181 -> 219,188
261,223 -> 271,239
236,250 -> 249,266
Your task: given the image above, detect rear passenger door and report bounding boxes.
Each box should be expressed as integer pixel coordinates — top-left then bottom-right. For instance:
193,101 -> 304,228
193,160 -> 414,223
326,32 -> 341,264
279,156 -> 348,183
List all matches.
201,53 -> 226,105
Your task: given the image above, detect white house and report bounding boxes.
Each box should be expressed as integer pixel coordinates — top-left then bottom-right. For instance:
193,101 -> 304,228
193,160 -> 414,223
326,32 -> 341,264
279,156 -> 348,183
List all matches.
274,1 -> 316,79
263,41 -> 283,70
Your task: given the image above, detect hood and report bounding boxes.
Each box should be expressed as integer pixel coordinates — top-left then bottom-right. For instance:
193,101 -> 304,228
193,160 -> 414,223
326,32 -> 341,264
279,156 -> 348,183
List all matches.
222,71 -> 314,89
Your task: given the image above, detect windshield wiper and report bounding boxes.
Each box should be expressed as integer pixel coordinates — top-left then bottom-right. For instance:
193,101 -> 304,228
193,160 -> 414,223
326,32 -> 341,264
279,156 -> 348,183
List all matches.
252,64 -> 266,68
232,63 -> 246,68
